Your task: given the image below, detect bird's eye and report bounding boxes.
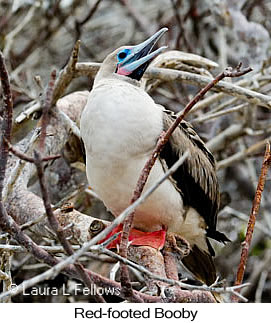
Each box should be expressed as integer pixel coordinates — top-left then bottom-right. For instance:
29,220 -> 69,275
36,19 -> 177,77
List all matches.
118,52 -> 127,60
117,49 -> 130,62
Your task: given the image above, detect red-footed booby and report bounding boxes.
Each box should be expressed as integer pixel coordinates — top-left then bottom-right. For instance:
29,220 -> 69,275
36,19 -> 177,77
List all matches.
80,28 -> 229,285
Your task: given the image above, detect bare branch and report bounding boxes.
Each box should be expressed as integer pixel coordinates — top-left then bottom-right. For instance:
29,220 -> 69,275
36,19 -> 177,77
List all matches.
217,137 -> 271,169
233,142 -> 271,301
193,103 -> 249,124
6,138 -> 61,164
222,206 -> 271,239
0,51 -> 13,197
51,40 -> 81,106
2,128 -> 40,202
3,5 -> 38,58
39,69 -> 57,152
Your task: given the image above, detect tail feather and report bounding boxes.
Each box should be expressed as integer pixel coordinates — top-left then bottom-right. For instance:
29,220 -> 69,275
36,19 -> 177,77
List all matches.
181,244 -> 216,286
207,229 -> 230,244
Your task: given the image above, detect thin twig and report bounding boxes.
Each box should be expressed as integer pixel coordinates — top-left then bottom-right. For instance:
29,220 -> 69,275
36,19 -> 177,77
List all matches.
232,142 -> 271,302
0,51 -> 13,198
217,137 -> 271,170
75,0 -> 103,39
222,206 -> 271,239
3,5 -> 38,58
0,244 -> 79,253
0,269 -> 10,280
0,249 -> 12,303
207,123 -> 244,153
51,40 -> 81,106
0,54 -> 14,304
57,109 -> 81,139
15,101 -> 41,124
39,70 -> 57,152
2,128 -> 40,201
193,103 -> 249,124
255,270 -> 268,303
5,139 -> 61,163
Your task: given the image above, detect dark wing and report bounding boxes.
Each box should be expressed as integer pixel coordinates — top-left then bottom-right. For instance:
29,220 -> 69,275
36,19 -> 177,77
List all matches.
160,110 -> 229,244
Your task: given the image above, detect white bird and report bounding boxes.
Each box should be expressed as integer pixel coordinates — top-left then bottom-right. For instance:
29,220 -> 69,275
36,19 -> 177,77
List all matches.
80,28 -> 229,285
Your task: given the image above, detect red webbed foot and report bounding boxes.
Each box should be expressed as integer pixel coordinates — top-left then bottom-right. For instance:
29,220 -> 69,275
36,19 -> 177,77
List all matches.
99,224 -> 166,250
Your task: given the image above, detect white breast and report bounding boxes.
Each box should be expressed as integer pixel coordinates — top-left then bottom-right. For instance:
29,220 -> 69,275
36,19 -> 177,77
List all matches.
80,78 -> 185,232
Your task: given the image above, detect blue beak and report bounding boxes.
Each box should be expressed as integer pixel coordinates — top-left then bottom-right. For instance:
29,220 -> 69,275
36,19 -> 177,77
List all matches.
117,28 -> 168,81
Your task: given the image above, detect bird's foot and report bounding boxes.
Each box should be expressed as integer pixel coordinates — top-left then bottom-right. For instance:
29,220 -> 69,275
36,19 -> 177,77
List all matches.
164,232 -> 191,260
99,224 -> 167,250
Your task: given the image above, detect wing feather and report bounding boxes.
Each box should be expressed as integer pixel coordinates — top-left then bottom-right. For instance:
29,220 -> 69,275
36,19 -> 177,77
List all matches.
161,110 -> 228,242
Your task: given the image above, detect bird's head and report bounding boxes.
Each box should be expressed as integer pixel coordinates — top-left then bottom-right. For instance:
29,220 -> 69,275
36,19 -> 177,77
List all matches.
95,28 -> 168,83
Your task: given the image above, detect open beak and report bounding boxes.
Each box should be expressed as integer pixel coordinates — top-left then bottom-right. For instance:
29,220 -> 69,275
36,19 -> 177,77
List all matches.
117,28 -> 168,81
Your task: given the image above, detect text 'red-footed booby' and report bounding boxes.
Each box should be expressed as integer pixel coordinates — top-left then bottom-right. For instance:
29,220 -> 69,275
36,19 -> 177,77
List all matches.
80,28 -> 229,285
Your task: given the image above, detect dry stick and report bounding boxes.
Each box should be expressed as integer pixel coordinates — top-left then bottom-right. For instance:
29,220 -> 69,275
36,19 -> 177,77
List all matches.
217,137 -> 271,170
193,102 -> 249,124
119,63 -> 253,297
51,40 -> 81,106
0,51 -> 13,197
5,139 -> 61,163
2,127 -> 40,201
76,0 -> 103,29
223,206 -> 271,239
0,52 -> 14,303
255,270 -> 268,303
232,142 -> 271,302
3,5 -> 37,58
39,69 -> 57,152
0,249 -> 12,303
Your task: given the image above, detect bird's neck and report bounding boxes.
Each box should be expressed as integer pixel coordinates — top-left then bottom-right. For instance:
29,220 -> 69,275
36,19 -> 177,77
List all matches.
93,73 -> 141,89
